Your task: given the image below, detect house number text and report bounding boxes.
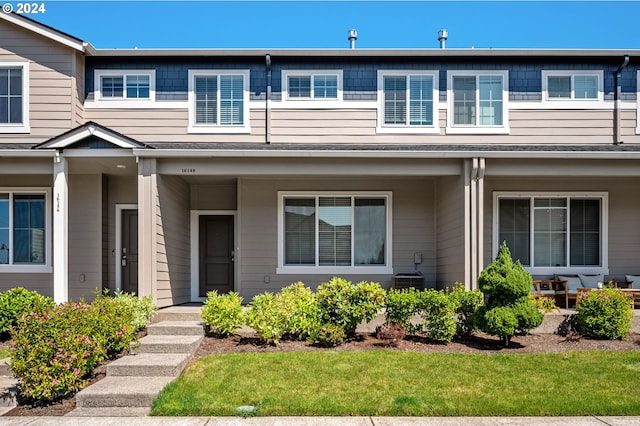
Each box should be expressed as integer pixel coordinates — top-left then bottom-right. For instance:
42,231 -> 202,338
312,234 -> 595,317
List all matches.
181,168 -> 196,173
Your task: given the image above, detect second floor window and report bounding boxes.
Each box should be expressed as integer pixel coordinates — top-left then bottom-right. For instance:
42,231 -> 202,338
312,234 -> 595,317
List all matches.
452,74 -> 504,126
95,70 -> 155,102
283,71 -> 341,101
377,71 -> 438,131
542,71 -> 602,101
0,63 -> 28,133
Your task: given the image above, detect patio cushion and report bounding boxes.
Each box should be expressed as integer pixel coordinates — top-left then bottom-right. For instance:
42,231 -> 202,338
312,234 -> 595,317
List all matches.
578,274 -> 604,289
625,275 -> 640,288
558,275 -> 582,292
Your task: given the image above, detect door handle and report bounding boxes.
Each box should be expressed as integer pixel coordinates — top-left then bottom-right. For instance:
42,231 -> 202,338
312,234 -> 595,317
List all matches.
121,255 -> 127,267
231,250 -> 235,262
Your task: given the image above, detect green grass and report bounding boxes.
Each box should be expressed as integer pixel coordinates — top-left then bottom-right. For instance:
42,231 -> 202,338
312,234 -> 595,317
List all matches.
151,350 -> 640,416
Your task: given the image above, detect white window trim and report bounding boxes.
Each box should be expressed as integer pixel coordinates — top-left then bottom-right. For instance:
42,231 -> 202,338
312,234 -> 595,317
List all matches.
636,70 -> 640,135
541,70 -> 604,104
0,188 -> 52,273
276,191 -> 393,275
0,62 -> 30,134
93,69 -> 156,107
281,70 -> 343,106
492,191 -> 609,276
376,70 -> 440,134
187,69 -> 251,134
446,70 -> 510,135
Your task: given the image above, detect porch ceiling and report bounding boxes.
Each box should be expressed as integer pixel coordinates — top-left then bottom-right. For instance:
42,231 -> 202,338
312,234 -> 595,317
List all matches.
68,156 -> 138,176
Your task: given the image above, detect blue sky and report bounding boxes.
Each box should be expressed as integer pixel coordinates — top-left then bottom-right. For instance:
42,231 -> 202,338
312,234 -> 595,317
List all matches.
10,1 -> 640,49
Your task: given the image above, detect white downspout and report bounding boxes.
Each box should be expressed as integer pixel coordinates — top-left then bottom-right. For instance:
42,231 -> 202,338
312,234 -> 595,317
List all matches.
53,152 -> 69,303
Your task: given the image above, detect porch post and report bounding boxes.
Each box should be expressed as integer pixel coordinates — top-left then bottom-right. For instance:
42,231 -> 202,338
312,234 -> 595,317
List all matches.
137,158 -> 157,302
53,153 -> 68,303
463,159 -> 472,290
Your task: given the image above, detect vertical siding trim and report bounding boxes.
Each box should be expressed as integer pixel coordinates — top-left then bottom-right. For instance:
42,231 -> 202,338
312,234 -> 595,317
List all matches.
137,158 -> 157,302
463,159 -> 471,290
53,155 -> 69,303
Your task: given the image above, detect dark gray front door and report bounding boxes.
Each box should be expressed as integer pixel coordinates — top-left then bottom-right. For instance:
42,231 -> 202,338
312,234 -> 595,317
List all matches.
121,210 -> 138,294
199,215 -> 234,297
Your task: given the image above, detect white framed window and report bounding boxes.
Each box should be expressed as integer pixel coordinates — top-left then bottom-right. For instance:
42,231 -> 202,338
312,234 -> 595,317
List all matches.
94,70 -> 156,106
636,70 -> 640,135
377,70 -> 439,134
188,69 -> 250,133
277,191 -> 393,275
542,70 -> 603,102
0,62 -> 29,134
282,70 -> 342,102
446,70 -> 509,134
0,188 -> 52,273
493,192 -> 608,275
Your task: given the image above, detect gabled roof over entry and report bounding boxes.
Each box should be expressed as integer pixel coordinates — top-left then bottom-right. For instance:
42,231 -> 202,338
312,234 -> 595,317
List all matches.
33,122 -> 148,150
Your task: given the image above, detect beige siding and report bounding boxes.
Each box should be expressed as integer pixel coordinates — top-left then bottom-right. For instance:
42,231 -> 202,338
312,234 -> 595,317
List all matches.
435,175 -> 467,288
68,174 -> 102,301
155,175 -> 190,307
483,173 -> 640,281
0,19 -> 77,144
0,274 -> 53,296
73,51 -> 85,126
190,182 -> 237,210
237,177 -> 435,300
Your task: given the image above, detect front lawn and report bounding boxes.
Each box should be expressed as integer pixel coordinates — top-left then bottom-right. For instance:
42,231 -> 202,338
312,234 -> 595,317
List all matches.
151,350 -> 640,416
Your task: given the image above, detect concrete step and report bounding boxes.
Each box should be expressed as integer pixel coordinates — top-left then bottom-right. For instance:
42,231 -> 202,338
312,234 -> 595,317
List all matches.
106,353 -> 190,377
151,306 -> 203,323
0,357 -> 11,376
75,376 -> 175,408
146,320 -> 204,336
134,334 -> 203,355
66,406 -> 151,417
0,376 -> 18,408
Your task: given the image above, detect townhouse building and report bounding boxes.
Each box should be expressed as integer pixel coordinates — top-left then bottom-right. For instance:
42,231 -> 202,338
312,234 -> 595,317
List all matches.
1,12 -> 639,307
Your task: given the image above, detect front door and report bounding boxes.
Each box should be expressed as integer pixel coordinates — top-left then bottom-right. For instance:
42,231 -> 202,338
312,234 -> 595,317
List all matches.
199,215 -> 234,297
121,210 -> 139,294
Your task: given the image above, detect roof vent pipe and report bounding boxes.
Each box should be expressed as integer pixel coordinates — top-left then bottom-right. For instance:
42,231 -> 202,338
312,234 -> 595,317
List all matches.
438,29 -> 448,49
348,29 -> 358,49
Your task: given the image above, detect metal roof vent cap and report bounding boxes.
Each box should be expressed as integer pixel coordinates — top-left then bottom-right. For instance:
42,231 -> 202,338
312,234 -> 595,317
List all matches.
348,29 -> 358,49
438,29 -> 448,49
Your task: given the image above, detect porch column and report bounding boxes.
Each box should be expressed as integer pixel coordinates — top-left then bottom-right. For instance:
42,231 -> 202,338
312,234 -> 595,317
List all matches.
53,154 -> 68,303
463,159 -> 472,290
137,158 -> 157,302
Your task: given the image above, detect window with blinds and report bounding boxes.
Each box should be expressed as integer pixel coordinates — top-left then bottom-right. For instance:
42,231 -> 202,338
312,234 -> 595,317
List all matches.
0,67 -> 24,125
283,195 -> 388,268
543,71 -> 601,101
193,73 -> 245,126
498,195 -> 602,269
381,73 -> 435,127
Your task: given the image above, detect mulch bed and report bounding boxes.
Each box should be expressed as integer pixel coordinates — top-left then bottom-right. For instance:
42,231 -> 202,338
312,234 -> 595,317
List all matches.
2,330 -> 639,417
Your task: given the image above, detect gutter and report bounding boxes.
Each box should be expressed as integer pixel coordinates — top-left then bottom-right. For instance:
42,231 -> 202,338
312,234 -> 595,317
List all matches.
0,150 -> 57,157
614,54 -> 630,145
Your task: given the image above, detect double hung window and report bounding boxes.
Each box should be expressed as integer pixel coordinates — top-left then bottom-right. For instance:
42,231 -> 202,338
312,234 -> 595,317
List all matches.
0,189 -> 50,271
188,70 -> 250,133
279,192 -> 392,274
496,193 -> 607,273
377,71 -> 438,133
0,63 -> 29,133
447,70 -> 508,133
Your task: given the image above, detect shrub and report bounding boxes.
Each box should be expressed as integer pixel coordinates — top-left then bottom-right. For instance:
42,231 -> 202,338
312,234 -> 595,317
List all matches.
576,289 -> 633,340
384,288 -> 420,332
113,291 -> 158,331
417,290 -> 457,342
0,287 -> 55,336
376,322 -> 406,346
10,296 -> 137,403
474,242 -> 543,346
310,323 -> 346,347
278,282 -> 321,340
201,291 -> 244,337
316,277 -> 385,335
245,292 -> 288,345
528,293 -> 559,314
447,283 -> 484,336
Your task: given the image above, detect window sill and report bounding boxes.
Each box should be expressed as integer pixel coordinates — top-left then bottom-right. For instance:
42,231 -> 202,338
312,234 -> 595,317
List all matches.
0,265 -> 52,274
0,125 -> 30,134
276,266 -> 393,275
377,126 -> 440,134
86,100 -> 185,109
446,126 -> 510,135
187,125 -> 251,134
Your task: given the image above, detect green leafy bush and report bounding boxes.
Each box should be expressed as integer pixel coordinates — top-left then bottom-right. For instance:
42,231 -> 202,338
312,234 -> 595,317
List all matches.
246,292 -> 288,345
447,283 -> 484,336
278,282 -> 321,340
316,277 -> 385,335
474,242 -> 544,346
10,296 -> 137,402
113,291 -> 157,331
576,289 -> 633,340
0,287 -> 55,336
417,290 -> 457,342
528,293 -> 559,314
201,291 -> 244,337
384,288 -> 420,332
310,323 -> 346,347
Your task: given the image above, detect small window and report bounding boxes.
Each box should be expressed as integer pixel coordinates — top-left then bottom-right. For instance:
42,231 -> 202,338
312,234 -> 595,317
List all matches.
188,70 -> 250,133
95,70 -> 155,104
282,70 -> 342,102
447,71 -> 508,131
542,71 -> 602,101
0,189 -> 51,272
278,192 -> 392,274
377,70 -> 439,133
0,62 -> 29,133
